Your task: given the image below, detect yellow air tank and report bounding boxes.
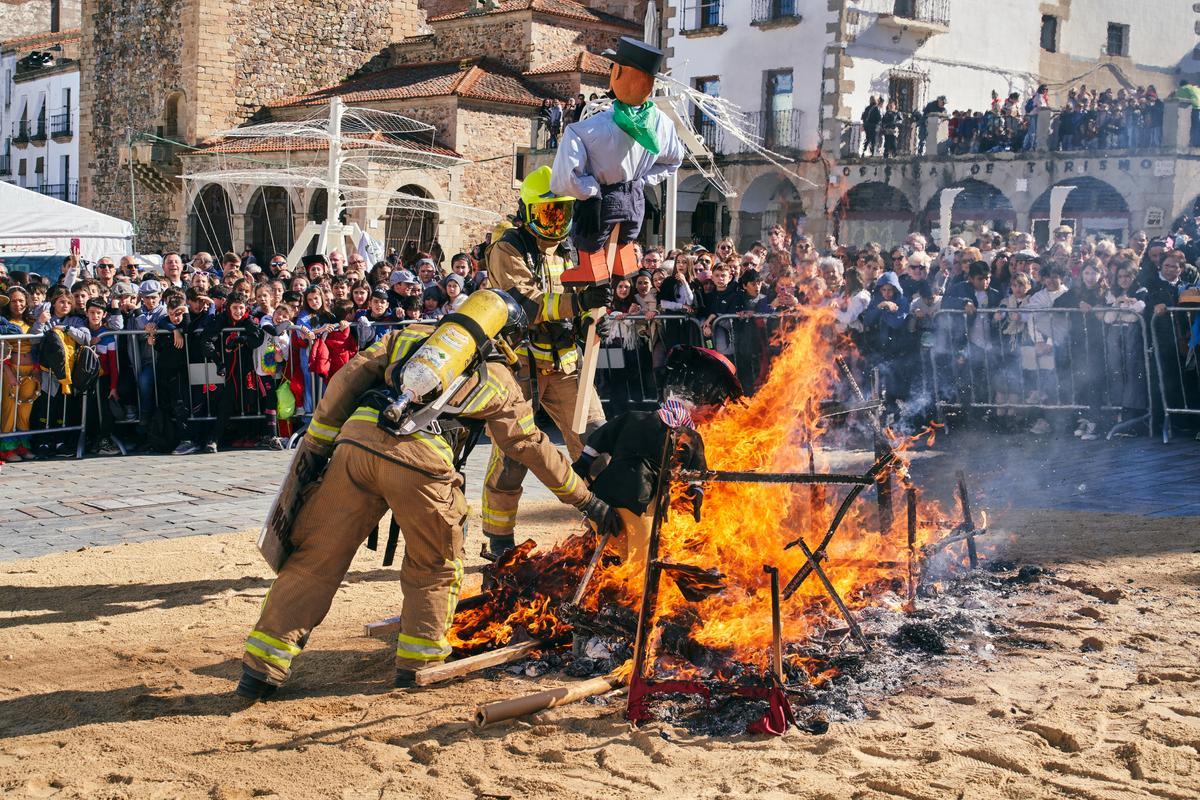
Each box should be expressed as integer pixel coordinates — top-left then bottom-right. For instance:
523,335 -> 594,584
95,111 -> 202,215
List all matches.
399,288 -> 511,400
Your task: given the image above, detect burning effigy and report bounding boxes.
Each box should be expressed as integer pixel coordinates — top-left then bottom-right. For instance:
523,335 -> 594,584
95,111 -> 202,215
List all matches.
428,309 -> 1003,734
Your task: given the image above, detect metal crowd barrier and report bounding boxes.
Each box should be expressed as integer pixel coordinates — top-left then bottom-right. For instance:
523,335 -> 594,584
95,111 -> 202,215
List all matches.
926,307 -> 1155,439
1,332 -> 88,459
595,313 -> 703,412
1149,306 -> 1200,443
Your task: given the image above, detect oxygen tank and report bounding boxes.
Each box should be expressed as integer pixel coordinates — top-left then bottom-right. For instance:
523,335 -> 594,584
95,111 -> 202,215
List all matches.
398,288 -> 511,400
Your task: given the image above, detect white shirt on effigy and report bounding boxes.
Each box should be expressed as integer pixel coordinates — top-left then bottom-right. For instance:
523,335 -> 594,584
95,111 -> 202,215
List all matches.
550,108 -> 684,200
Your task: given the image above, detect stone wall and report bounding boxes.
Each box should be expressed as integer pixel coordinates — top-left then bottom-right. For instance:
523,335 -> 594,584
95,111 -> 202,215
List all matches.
453,103 -> 531,244
80,0 -> 424,251
79,0 -> 188,250
3,0 -> 50,39
529,19 -> 627,71
427,15 -> 530,73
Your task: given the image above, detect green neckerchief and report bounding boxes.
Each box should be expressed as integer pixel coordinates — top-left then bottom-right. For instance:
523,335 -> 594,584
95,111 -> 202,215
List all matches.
612,100 -> 660,154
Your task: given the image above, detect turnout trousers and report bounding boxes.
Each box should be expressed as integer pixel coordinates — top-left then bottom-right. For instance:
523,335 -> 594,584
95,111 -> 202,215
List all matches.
243,443 -> 467,683
480,353 -> 604,537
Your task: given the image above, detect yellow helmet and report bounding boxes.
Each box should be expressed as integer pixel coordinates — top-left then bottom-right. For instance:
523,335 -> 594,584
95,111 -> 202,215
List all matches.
519,166 -> 574,241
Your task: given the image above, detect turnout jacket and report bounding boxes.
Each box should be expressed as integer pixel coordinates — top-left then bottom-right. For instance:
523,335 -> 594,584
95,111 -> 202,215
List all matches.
486,227 -> 580,373
304,326 -> 591,504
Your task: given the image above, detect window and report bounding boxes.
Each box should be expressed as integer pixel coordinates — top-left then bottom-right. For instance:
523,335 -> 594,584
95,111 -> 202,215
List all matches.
61,87 -> 71,113
1040,15 -> 1058,52
680,0 -> 723,31
60,154 -> 69,184
1106,23 -> 1129,57
888,75 -> 918,113
693,77 -> 721,149
764,69 -> 794,148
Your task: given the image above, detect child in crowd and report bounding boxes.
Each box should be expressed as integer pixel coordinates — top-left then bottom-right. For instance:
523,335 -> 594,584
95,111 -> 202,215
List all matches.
323,299 -> 359,378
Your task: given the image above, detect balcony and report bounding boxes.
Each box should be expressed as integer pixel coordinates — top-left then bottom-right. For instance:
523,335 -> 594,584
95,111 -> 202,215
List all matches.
12,120 -> 30,146
678,0 -> 725,36
35,182 -> 79,203
752,0 -> 801,28
877,0 -> 950,36
30,118 -> 48,144
723,109 -> 804,156
50,110 -> 72,138
0,154 -> 9,175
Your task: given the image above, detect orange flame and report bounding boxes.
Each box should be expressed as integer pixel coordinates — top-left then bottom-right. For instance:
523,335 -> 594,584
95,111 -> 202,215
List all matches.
452,311 -> 956,673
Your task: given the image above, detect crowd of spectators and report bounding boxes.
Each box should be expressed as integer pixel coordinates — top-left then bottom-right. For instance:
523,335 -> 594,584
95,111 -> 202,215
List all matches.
0,244 -> 490,462
4,214 -> 1200,464
597,221 -> 1200,438
860,82 -> 1171,158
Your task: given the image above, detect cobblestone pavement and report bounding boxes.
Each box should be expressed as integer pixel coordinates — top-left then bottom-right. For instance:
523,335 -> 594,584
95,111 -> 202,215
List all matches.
1,430 -> 1196,561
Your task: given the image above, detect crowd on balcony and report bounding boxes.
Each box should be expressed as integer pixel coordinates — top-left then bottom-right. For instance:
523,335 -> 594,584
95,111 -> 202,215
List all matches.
860,83 -> 1171,158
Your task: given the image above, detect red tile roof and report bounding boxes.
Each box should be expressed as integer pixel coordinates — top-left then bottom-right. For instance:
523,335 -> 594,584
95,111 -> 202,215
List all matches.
271,59 -> 549,109
191,132 -> 461,158
0,28 -> 82,53
525,50 -> 613,77
429,0 -> 639,29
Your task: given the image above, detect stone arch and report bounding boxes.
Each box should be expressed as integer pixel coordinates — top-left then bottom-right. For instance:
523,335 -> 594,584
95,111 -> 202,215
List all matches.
1029,177 -> 1130,245
307,189 -> 348,224
921,179 -> 1016,241
244,187 -> 295,265
163,92 -> 184,139
833,181 -> 914,247
736,172 -> 805,250
189,183 -> 235,257
384,184 -> 439,260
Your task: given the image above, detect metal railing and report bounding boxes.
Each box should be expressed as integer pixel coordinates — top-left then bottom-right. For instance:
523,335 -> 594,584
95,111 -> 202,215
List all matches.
1,333 -> 89,458
597,313 -> 705,412
1149,306 -> 1200,443
50,110 -> 71,138
925,307 -> 1154,439
726,109 -> 805,155
35,183 -> 78,203
678,0 -> 724,32
0,154 -> 9,175
30,117 -> 47,142
12,120 -> 30,144
752,0 -> 799,23
890,0 -> 950,26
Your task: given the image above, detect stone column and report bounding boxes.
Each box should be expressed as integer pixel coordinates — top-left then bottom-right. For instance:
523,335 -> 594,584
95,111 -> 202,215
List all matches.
1162,100 -> 1192,150
231,213 -> 246,253
1035,110 -> 1052,152
923,112 -> 943,156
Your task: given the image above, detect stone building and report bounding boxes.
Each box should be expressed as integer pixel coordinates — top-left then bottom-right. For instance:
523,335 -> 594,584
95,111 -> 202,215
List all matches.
1,27 -> 81,200
81,0 -> 644,256
664,0 -> 1200,250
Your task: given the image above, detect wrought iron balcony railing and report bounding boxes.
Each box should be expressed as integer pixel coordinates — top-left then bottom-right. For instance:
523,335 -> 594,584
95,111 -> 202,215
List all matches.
50,110 -> 72,138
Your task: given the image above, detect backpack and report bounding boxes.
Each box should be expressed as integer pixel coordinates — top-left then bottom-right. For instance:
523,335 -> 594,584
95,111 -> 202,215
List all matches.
71,345 -> 100,394
144,405 -> 182,453
1024,97 -> 1035,114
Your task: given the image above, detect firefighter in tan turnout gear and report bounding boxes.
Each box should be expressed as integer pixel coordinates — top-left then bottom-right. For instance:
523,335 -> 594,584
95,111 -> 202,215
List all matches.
481,166 -> 610,557
238,289 -> 620,699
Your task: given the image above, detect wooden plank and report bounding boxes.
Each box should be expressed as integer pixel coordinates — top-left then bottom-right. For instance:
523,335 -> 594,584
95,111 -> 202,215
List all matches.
413,640 -> 543,686
364,615 -> 403,639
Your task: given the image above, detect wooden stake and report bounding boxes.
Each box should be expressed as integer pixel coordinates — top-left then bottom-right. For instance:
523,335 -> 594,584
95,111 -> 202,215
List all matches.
956,471 -> 979,569
570,222 -> 620,434
763,565 -> 783,683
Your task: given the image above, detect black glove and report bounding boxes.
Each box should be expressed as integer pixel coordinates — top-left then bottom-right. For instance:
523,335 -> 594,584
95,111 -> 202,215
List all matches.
576,283 -> 612,311
571,452 -> 595,482
686,484 -> 704,523
580,308 -> 611,340
577,494 -> 621,537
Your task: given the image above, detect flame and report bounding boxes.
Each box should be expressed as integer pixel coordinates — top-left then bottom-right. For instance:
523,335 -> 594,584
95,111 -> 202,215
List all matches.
450,311 -> 957,678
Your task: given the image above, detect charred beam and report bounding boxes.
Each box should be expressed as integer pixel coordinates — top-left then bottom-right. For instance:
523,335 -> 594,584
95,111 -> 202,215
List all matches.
678,469 -> 873,486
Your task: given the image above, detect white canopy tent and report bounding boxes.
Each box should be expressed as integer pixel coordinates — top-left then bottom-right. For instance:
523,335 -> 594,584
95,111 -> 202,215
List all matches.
0,182 -> 134,262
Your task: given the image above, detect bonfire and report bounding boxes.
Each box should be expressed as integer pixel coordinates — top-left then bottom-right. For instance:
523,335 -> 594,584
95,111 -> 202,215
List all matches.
439,310 -> 996,733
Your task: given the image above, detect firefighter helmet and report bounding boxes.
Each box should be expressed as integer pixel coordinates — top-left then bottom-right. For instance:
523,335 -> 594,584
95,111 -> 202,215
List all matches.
518,166 -> 574,241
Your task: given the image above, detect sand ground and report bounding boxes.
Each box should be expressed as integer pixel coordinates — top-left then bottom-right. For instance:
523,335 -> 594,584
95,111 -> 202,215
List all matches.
1,503 -> 1198,800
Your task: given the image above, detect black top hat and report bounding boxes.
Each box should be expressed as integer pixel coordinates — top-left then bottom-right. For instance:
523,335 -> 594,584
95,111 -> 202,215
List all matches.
602,36 -> 664,76
301,254 -> 329,268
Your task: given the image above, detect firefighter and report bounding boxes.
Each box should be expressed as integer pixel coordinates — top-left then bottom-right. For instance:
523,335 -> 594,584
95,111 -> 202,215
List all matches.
481,166 -> 611,557
238,289 -> 620,700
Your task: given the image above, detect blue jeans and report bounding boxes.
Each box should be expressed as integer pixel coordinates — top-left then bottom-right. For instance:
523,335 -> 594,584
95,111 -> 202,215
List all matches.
138,362 -> 157,419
